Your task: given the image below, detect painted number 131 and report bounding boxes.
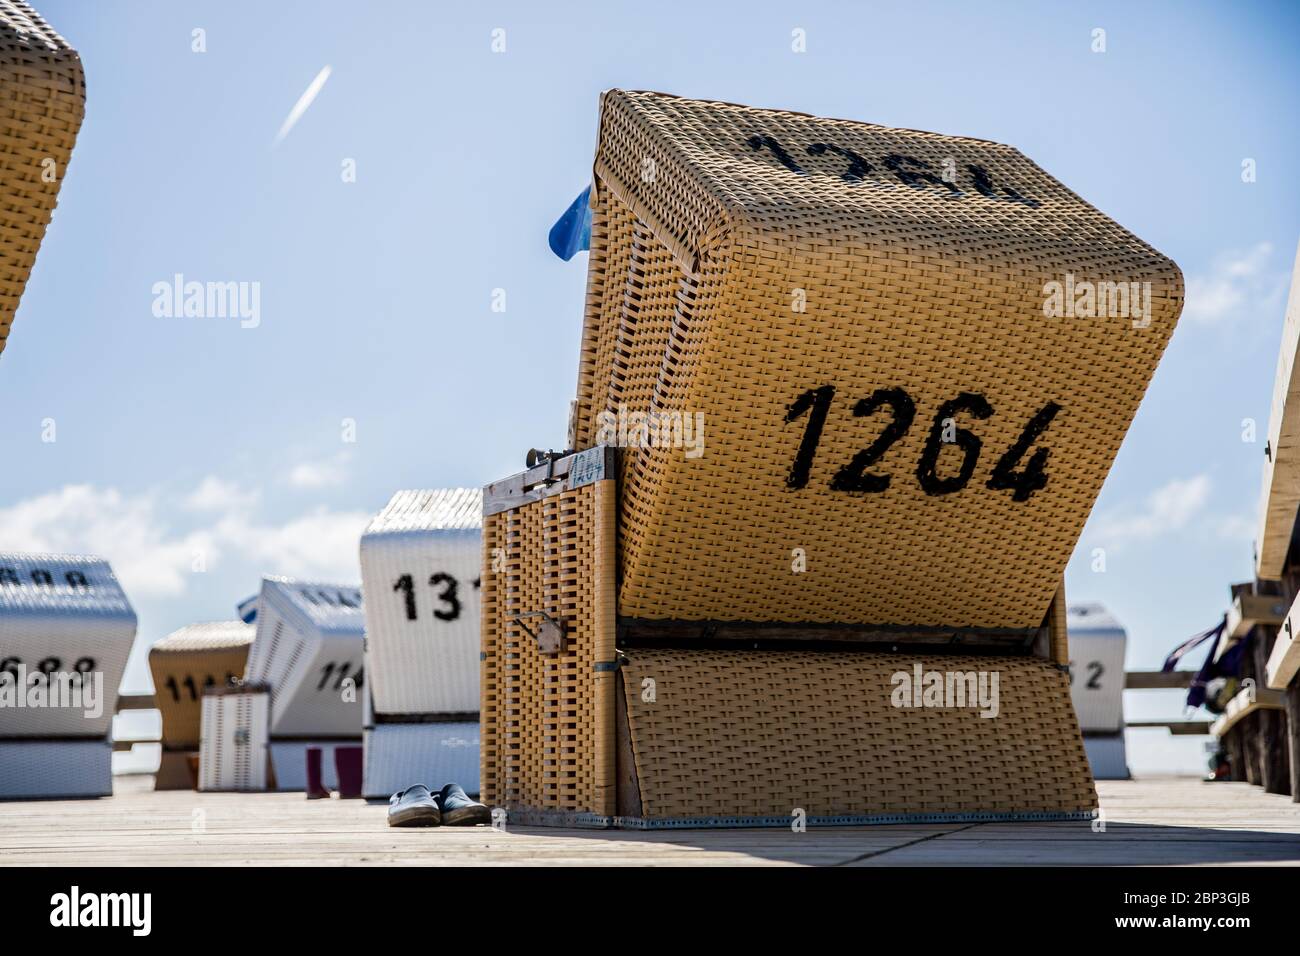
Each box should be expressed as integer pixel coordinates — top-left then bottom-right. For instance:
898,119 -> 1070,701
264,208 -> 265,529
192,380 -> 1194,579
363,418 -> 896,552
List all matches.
392,572 -> 481,623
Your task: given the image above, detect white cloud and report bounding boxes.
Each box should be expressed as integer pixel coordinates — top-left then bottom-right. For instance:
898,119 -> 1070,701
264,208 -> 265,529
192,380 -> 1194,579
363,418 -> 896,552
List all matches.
0,485 -> 215,598
184,476 -> 259,512
287,451 -> 351,489
1214,513 -> 1256,542
0,479 -> 368,601
1183,242 -> 1288,325
1089,474 -> 1211,547
214,508 -> 369,582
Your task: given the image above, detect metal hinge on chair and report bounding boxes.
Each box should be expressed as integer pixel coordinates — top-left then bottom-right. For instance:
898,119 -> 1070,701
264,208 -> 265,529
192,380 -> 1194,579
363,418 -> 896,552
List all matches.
594,651 -> 629,673
525,448 -> 576,487
512,611 -> 567,655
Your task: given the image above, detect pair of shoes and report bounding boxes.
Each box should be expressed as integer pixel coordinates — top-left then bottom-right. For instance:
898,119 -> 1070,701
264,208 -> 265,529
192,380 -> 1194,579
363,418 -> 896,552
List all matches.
387,783 -> 491,828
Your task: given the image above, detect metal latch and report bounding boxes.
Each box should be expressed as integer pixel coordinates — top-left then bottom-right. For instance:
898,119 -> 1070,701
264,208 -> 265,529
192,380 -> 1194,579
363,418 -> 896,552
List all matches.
512,611 -> 567,655
525,448 -> 576,487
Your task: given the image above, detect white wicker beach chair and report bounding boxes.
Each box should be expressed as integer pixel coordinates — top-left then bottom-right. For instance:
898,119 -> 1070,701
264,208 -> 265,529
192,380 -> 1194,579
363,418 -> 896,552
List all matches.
359,489 -> 481,797
1067,603 -> 1130,780
0,553 -> 136,798
242,577 -> 365,791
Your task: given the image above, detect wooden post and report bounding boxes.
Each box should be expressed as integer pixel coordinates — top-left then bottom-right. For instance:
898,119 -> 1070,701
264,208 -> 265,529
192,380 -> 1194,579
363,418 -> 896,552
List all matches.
1250,619 -> 1290,794
1244,717 -> 1262,786
1227,727 -> 1247,781
1260,709 -> 1291,795
1287,683 -> 1300,802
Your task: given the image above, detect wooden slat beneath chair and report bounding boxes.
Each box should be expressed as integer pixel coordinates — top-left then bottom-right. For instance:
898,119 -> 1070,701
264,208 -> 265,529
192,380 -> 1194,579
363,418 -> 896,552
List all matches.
1210,687 -> 1287,738
1125,671 -> 1194,689
1226,592 -> 1288,640
112,738 -> 159,752
1125,719 -> 1212,735
1265,617 -> 1300,690
115,693 -> 158,711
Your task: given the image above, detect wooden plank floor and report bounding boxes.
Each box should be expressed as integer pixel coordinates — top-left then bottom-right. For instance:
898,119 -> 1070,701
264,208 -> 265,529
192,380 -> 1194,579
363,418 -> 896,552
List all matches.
2,775 -> 1298,866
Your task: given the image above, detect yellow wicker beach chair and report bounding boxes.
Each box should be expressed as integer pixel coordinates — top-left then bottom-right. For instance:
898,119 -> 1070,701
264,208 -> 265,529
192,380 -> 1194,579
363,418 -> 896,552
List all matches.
0,0 -> 84,360
148,621 -> 253,789
483,91 -> 1183,827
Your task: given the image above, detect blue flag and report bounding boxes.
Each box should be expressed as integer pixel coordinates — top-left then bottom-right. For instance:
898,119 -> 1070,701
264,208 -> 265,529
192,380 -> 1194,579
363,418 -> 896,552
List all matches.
549,186 -> 592,261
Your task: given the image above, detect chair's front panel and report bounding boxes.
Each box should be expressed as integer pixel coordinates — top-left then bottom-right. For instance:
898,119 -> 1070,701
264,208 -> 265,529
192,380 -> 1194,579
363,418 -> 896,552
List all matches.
481,481 -> 616,817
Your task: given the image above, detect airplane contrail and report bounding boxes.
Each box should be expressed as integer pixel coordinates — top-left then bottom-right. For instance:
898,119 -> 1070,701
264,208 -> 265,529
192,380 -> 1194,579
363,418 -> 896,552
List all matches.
274,65 -> 331,147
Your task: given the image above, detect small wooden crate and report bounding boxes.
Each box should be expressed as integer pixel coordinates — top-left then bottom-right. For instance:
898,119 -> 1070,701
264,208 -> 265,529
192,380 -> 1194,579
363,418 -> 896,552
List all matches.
199,683 -> 270,793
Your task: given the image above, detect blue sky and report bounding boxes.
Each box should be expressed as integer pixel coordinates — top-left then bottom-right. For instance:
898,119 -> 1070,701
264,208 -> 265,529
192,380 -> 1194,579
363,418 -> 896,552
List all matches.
2,0 -> 1298,772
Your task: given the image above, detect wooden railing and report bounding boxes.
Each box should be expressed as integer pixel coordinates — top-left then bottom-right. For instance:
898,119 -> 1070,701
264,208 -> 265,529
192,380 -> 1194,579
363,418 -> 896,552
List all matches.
112,693 -> 160,770
1125,670 -> 1193,690
1122,670 -> 1209,735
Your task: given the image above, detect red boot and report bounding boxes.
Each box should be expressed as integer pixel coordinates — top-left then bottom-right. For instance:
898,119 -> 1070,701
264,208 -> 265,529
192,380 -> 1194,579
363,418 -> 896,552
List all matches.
305,746 -> 331,800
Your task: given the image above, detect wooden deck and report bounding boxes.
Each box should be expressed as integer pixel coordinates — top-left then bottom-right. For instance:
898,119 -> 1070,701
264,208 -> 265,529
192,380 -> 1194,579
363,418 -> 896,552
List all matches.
2,775 -> 1299,866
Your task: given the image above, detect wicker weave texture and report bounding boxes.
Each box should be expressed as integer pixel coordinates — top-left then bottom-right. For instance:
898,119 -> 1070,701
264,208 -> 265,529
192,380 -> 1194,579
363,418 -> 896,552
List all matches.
148,621 -> 252,750
572,91 -> 1183,630
1083,734 -> 1130,781
479,481 -> 617,815
480,509 -> 500,805
0,1 -> 84,359
0,738 -> 110,798
621,648 -> 1096,819
1048,581 -> 1070,665
362,722 -> 480,798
